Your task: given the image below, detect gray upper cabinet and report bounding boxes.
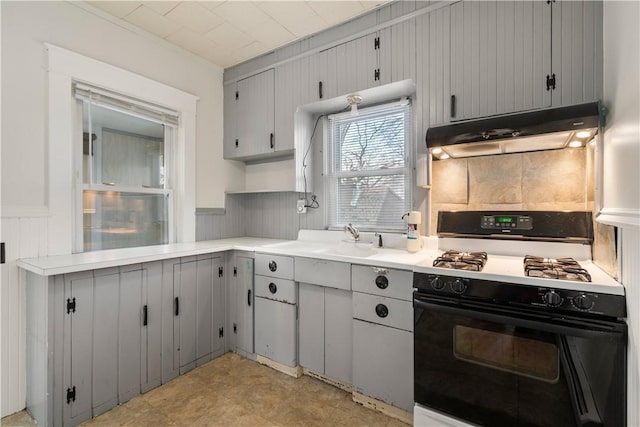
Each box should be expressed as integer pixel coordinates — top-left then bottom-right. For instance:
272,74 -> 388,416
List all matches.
417,4 -> 451,130
551,0 -> 603,107
390,18 -> 416,83
450,1 -> 552,121
447,0 -> 602,122
223,69 -> 275,161
316,30 -> 390,101
274,56 -> 312,154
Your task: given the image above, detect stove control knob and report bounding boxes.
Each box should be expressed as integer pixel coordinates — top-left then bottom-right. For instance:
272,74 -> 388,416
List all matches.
572,294 -> 594,310
543,291 -> 563,307
451,279 -> 467,294
430,276 -> 445,290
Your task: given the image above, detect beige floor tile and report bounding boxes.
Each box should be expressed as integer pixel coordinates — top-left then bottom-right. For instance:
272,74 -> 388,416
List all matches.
2,353 -> 408,427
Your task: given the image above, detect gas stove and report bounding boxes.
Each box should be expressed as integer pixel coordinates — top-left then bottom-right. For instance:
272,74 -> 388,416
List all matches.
413,211 -> 626,318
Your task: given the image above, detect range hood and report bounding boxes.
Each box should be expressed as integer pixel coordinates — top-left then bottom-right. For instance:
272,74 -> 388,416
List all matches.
426,102 -> 601,160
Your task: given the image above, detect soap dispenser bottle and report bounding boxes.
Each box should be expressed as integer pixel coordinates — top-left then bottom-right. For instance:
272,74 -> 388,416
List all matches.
402,211 -> 423,252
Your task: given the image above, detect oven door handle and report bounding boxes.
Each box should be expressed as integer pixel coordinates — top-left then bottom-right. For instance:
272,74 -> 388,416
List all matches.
414,298 -> 626,342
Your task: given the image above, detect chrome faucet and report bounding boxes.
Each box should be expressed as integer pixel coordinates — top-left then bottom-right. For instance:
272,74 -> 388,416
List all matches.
344,223 -> 360,241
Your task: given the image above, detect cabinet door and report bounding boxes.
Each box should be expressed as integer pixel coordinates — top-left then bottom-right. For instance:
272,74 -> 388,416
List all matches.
417,5 -> 451,129
353,319 -> 413,411
141,261 -> 162,393
275,56 -> 311,153
235,256 -> 254,355
551,0 -> 603,106
223,82 -> 238,159
118,267 -> 143,403
314,49 -> 337,100
91,270 -> 119,416
237,69 -> 275,157
390,19 -> 416,83
64,271 -> 94,426
336,33 -> 379,95
161,258 -> 180,383
324,288 -> 352,384
450,1 -> 551,121
210,257 -> 225,358
175,259 -> 197,373
254,297 -> 297,367
196,257 -> 213,364
298,283 -> 325,373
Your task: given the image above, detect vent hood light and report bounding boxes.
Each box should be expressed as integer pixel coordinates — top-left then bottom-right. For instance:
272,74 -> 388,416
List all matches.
426,102 -> 601,160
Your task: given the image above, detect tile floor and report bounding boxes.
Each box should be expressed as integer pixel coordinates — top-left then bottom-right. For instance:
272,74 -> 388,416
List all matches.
2,353 -> 407,427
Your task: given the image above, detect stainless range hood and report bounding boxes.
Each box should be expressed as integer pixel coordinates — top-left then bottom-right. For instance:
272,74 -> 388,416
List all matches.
426,102 -> 602,160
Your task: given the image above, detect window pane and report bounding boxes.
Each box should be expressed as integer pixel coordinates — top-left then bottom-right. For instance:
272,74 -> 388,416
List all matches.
83,190 -> 169,251
328,101 -> 412,231
83,102 -> 165,188
334,173 -> 408,229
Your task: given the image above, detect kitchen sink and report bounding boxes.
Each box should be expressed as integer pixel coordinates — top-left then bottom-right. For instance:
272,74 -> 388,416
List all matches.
316,241 -> 378,257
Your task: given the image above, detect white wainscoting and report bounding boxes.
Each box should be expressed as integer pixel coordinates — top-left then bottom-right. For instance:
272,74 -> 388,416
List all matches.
1,211 -> 50,417
622,228 -> 640,427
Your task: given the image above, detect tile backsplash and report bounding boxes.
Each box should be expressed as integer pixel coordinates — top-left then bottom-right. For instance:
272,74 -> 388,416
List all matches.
430,146 -> 617,278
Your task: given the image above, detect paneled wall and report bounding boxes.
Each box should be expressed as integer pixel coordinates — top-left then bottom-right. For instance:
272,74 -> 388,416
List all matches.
0,213 -> 49,416
196,192 -> 325,241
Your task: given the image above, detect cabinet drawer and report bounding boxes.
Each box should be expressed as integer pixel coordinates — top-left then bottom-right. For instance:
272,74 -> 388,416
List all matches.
352,265 -> 412,301
353,292 -> 412,332
255,253 -> 294,280
295,257 -> 351,290
255,275 -> 297,304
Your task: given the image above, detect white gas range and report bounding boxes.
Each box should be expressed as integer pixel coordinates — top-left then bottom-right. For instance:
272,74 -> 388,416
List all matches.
412,211 -> 627,427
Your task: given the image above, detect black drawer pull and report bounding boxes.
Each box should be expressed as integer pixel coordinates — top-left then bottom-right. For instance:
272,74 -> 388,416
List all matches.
174,297 -> 179,316
268,260 -> 277,272
375,304 -> 389,318
319,81 -> 323,99
375,275 -> 389,290
268,282 -> 278,294
248,289 -> 252,306
143,305 -> 148,326
450,94 -> 457,118
270,133 -> 274,149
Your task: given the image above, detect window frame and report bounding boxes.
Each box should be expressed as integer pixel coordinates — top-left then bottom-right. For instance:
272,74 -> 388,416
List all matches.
46,44 -> 198,255
325,98 -> 413,232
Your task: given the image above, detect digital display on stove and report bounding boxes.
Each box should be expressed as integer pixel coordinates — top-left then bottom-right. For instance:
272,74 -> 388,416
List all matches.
497,216 -> 514,223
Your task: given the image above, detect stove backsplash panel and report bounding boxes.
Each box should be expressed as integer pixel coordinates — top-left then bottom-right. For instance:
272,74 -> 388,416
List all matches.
430,146 -> 617,279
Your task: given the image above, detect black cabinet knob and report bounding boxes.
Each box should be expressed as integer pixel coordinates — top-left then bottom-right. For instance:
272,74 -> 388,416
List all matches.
375,304 -> 389,318
268,260 -> 277,272
375,275 -> 389,289
268,282 -> 277,294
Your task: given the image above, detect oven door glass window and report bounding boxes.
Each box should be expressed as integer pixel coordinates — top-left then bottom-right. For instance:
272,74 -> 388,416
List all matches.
414,300 -> 626,427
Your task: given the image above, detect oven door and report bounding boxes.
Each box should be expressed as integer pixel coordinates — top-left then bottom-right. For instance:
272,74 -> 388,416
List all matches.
414,294 -> 627,427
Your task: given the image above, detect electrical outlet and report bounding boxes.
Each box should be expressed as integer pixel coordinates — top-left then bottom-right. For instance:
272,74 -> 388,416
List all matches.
297,199 -> 307,214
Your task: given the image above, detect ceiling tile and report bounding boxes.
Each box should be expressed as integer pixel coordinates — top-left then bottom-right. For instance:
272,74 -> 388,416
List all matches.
244,19 -> 295,49
165,2 -> 225,34
89,1 -> 142,18
167,27 -> 219,57
213,2 -> 271,32
257,1 -> 319,24
308,1 -> 365,26
229,41 -> 270,65
201,1 -> 227,11
204,22 -> 254,51
361,0 -> 385,11
141,1 -> 179,16
124,5 -> 181,39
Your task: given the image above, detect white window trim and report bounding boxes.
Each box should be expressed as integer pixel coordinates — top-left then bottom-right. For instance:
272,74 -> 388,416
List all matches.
46,44 -> 198,255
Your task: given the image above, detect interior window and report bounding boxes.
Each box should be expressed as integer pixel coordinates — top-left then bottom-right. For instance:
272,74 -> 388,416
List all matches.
326,100 -> 412,231
75,84 -> 177,252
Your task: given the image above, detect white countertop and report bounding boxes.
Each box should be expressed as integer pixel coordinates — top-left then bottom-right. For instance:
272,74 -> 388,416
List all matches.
17,233 -> 434,276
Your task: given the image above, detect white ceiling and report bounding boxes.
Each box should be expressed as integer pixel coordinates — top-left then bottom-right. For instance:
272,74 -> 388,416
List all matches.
87,1 -> 388,68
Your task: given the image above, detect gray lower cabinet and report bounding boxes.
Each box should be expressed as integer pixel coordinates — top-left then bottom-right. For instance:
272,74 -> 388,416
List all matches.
298,283 -> 352,384
173,255 -> 225,374
254,275 -> 297,366
351,265 -> 414,412
352,318 -> 413,411
26,253 -> 225,427
229,253 -> 255,356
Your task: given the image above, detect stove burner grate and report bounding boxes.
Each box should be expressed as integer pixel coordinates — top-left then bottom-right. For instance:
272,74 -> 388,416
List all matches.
524,255 -> 592,282
433,250 -> 488,271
